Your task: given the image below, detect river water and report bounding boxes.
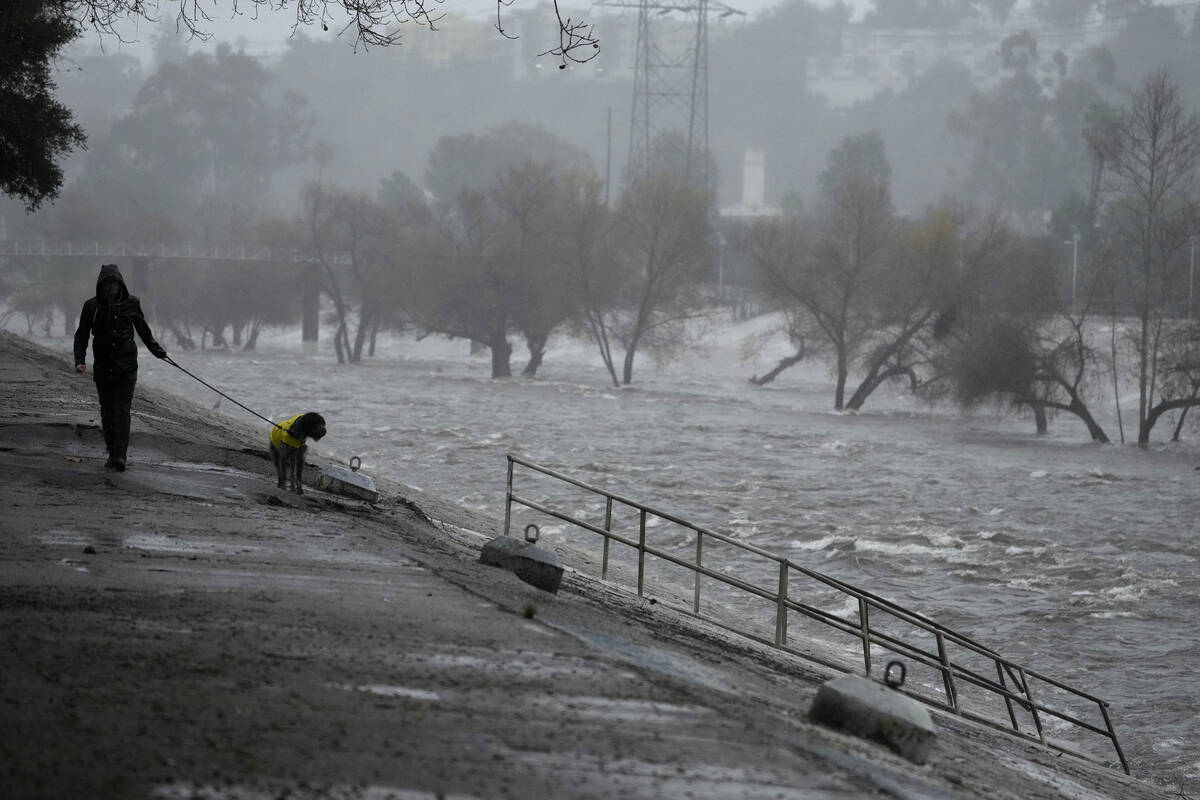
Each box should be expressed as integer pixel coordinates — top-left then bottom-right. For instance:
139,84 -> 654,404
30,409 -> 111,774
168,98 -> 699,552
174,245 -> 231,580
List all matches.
52,314 -> 1199,792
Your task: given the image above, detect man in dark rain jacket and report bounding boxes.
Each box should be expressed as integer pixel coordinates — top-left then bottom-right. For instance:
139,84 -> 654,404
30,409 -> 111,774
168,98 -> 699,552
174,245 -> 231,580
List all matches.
73,264 -> 167,471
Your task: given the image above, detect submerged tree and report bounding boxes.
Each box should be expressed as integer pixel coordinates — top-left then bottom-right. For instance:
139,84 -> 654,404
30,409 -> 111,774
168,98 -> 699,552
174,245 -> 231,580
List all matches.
609,173 -> 714,385
1103,70 -> 1200,445
559,171 -> 620,386
750,132 -> 896,409
300,182 -> 402,364
935,235 -> 1115,442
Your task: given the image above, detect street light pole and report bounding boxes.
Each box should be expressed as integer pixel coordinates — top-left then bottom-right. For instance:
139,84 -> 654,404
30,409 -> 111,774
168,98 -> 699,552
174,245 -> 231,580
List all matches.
717,232 -> 726,300
1064,231 -> 1079,314
1190,235 -> 1195,318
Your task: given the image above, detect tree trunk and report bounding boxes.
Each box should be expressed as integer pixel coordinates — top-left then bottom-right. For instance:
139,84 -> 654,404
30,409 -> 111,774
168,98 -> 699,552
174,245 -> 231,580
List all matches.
845,364 -> 918,411
750,347 -> 805,386
621,340 -> 638,385
522,331 -> 548,378
834,345 -> 848,410
244,320 -> 263,351
333,321 -> 347,364
1141,396 -> 1200,445
1068,398 -> 1108,443
1137,312 -> 1150,447
1171,391 -> 1197,442
167,322 -> 196,351
351,308 -> 371,363
585,311 -> 620,388
488,331 -> 512,378
368,320 -> 380,358
1033,403 -> 1048,435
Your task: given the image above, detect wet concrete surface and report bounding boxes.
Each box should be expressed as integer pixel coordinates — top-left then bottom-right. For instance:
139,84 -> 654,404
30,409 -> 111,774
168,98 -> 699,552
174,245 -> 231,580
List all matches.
0,331 -> 1174,799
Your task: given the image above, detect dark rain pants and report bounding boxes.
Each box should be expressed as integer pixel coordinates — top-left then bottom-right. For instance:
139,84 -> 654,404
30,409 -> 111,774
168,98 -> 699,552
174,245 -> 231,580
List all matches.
94,369 -> 137,461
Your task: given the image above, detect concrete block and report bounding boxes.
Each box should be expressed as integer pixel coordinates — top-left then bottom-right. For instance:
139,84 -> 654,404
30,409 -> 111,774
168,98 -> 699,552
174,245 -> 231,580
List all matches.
810,673 -> 937,764
480,536 -> 564,594
313,463 -> 379,502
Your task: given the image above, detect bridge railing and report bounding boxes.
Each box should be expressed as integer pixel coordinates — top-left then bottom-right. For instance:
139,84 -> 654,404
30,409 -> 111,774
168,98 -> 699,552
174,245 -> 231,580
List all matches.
502,453 -> 1130,775
0,239 -> 350,264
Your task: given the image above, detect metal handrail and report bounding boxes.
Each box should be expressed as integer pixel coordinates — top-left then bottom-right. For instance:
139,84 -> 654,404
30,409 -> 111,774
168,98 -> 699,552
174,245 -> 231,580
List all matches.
503,454 -> 1130,775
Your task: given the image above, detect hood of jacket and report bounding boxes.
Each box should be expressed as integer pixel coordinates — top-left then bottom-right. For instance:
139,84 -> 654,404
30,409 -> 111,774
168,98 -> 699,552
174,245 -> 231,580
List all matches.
96,264 -> 129,303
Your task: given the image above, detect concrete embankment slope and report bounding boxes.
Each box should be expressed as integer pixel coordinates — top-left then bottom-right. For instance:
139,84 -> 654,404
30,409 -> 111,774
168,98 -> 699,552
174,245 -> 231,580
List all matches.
0,331 -> 1168,800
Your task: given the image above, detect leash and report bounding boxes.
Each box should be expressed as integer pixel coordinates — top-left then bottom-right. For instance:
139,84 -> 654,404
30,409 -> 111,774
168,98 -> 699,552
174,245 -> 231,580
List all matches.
162,355 -> 287,432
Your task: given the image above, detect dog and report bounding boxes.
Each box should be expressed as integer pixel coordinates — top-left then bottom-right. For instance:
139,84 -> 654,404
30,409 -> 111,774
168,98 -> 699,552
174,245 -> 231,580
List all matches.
269,412 -> 326,495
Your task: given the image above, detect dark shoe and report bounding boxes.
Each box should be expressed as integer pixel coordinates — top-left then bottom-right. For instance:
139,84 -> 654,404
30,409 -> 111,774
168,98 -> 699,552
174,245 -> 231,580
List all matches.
104,458 -> 117,470
112,457 -> 126,472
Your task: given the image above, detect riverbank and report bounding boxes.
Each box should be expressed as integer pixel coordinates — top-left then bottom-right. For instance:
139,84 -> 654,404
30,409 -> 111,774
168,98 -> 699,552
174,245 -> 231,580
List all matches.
0,330 -> 1175,799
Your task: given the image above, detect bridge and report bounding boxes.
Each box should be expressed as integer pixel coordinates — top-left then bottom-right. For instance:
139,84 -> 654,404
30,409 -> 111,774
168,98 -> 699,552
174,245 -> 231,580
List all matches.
0,238 -> 342,262
0,239 -> 337,341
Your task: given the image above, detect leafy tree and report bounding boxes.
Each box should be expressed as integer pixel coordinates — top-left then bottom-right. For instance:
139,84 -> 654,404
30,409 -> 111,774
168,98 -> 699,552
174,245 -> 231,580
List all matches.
936,235 -> 1115,441
0,1 -> 85,210
628,131 -> 720,198
416,125 -> 594,377
408,186 -> 518,377
2,0 -> 598,211
839,59 -> 975,212
490,160 -> 577,377
49,45 -> 311,245
949,71 -> 1063,227
425,123 -> 594,208
378,170 -> 427,214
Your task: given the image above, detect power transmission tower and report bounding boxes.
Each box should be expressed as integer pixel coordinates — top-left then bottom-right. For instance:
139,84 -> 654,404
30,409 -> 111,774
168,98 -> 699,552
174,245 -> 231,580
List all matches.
600,0 -> 742,193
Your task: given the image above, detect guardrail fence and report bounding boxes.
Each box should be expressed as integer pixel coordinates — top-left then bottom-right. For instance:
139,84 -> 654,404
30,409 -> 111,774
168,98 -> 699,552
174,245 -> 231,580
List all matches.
503,453 -> 1129,775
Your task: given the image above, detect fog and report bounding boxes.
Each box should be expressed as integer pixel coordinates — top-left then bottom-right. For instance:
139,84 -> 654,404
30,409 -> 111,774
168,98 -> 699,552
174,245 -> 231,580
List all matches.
27,0 -> 1199,231
3,0 -> 1199,792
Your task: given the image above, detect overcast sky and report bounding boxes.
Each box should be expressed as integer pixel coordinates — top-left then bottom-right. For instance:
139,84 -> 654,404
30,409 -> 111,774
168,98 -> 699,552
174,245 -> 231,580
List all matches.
88,0 -> 874,59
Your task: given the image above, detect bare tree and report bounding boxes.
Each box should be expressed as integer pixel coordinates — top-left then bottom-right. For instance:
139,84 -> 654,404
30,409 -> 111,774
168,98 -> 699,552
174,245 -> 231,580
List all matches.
610,174 -> 714,385
1103,70 -> 1200,445
558,171 -> 623,387
300,183 -> 399,363
750,133 -> 895,410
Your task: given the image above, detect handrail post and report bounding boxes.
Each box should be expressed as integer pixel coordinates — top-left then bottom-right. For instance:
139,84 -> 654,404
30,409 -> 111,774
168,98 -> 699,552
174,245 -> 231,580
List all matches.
997,661 -> 1020,730
602,496 -> 613,581
859,597 -> 872,676
775,560 -> 788,647
637,509 -> 647,597
936,631 -> 958,711
1098,701 -> 1130,775
493,456 -> 1129,776
1016,666 -> 1046,745
503,456 -> 514,537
